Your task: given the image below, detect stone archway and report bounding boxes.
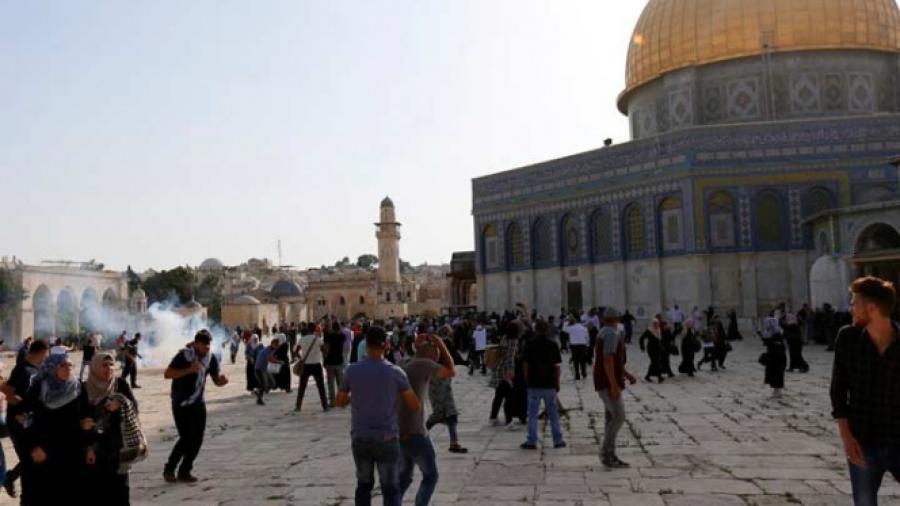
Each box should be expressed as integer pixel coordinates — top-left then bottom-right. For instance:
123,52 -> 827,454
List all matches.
853,222 -> 900,286
81,288 -> 100,333
33,285 -> 54,339
56,288 -> 78,337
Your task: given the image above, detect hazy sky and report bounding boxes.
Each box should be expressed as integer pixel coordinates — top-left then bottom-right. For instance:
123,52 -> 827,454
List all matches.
0,1 -> 646,272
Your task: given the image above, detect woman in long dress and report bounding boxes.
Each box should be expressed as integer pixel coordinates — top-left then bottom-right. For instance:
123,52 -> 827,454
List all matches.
678,320 -> 701,377
783,312 -> 809,373
761,314 -> 787,397
244,334 -> 260,393
639,319 -> 665,383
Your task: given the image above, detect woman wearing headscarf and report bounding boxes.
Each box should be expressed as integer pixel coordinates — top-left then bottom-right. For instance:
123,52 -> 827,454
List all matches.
678,319 -> 701,377
711,316 -> 731,369
489,320 -> 523,427
783,312 -> 809,373
23,353 -> 82,504
638,319 -> 665,383
244,335 -> 260,393
79,352 -> 139,505
760,312 -> 787,397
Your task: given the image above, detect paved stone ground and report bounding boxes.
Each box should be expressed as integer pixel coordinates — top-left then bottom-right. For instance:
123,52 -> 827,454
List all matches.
1,339 -> 896,505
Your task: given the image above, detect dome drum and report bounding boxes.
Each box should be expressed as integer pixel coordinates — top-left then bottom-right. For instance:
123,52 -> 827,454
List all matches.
621,0 -> 900,132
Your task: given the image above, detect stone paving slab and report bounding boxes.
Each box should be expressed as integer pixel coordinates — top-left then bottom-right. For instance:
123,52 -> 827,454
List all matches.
0,340 -> 894,505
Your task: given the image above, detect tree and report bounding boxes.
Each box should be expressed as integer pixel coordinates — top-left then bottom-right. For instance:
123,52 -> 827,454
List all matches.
335,256 -> 351,268
400,259 -> 413,273
196,274 -> 224,323
126,265 -> 142,295
356,254 -> 379,268
0,268 -> 26,324
141,267 -> 196,304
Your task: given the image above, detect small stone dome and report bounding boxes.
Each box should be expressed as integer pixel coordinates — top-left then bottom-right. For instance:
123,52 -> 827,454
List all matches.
131,288 -> 147,301
381,196 -> 394,208
270,279 -> 303,298
199,258 -> 225,271
183,298 -> 203,309
231,295 -> 261,305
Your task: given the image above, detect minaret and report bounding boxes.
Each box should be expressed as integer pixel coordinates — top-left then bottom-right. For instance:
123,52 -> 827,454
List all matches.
376,197 -> 401,284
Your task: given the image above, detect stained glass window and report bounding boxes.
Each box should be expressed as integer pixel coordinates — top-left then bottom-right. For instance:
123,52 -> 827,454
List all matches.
507,223 -> 526,268
625,204 -> 646,256
532,218 -> 552,264
482,224 -> 500,269
756,190 -> 785,246
561,215 -> 579,262
592,209 -> 613,259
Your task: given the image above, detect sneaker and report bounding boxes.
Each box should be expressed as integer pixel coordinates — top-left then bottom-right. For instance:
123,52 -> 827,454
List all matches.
256,398 -> 265,405
611,456 -> 630,468
520,442 -> 537,450
506,420 -> 521,431
602,457 -> 630,469
553,441 -> 567,449
163,471 -> 177,484
177,473 -> 199,483
131,384 -> 142,389
489,418 -> 504,427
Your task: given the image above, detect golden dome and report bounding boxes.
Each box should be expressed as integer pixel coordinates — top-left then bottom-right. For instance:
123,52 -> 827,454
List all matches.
619,0 -> 900,112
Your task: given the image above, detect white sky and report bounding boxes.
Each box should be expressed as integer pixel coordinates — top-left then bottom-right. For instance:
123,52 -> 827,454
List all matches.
0,1 -> 647,271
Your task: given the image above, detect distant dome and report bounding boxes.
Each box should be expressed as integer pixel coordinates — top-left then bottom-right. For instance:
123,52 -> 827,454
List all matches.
271,279 -> 302,298
131,288 -> 147,301
183,299 -> 202,309
381,196 -> 394,208
199,258 -> 225,271
231,295 -> 261,305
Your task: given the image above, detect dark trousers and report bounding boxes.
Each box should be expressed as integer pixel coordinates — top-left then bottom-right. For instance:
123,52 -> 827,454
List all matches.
122,360 -> 137,386
165,402 -> 207,476
571,345 -> 588,379
296,363 -> 328,411
352,437 -> 401,506
468,350 -> 485,375
7,423 -> 33,504
490,381 -> 514,423
849,445 -> 900,506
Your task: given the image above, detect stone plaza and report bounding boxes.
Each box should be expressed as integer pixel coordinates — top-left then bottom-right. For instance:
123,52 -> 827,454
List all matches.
0,339 -> 887,506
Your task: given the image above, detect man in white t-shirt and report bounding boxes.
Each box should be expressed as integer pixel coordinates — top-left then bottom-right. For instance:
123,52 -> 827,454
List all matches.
670,305 -> 685,335
468,324 -> 488,376
562,318 -> 590,381
294,324 -> 328,412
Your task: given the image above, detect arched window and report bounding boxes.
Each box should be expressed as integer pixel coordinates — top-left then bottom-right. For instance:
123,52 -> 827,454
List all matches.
625,204 -> 646,257
532,218 -> 552,265
755,190 -> 786,247
359,296 -> 365,305
659,197 -> 683,251
386,292 -> 391,302
560,214 -> 579,263
482,224 -> 500,270
709,191 -> 736,248
802,187 -> 835,218
506,223 -> 526,268
591,209 -> 612,259
339,296 -> 346,306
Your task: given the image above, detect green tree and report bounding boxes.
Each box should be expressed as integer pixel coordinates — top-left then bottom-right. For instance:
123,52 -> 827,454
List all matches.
0,268 -> 26,323
335,256 -> 351,268
141,267 -> 196,304
196,274 -> 224,323
356,254 -> 378,268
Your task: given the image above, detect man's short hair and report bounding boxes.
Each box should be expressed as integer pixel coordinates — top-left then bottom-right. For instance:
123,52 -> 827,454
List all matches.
850,277 -> 897,316
194,329 -> 213,345
366,326 -> 388,347
534,320 -> 549,336
29,339 -> 49,354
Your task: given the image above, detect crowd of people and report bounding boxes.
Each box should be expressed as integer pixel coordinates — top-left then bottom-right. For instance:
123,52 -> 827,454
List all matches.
0,275 -> 894,506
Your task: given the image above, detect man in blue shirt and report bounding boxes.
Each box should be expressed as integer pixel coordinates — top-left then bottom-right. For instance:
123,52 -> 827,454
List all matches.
336,326 -> 419,506
255,338 -> 280,406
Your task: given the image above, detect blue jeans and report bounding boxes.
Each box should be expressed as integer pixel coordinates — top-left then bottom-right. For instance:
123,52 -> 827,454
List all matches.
526,388 -> 564,446
398,434 -> 438,506
849,445 -> 900,506
351,437 -> 401,506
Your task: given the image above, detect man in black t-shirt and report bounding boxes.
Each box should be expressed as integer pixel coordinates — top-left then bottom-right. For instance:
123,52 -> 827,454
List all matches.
163,330 -> 228,484
323,322 -> 346,407
1,339 -> 49,500
121,333 -> 142,388
521,320 -> 566,450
